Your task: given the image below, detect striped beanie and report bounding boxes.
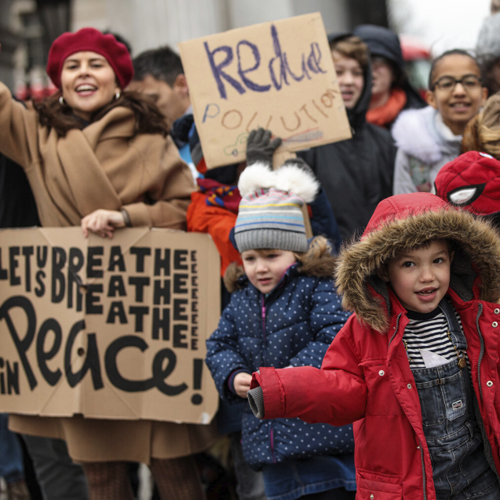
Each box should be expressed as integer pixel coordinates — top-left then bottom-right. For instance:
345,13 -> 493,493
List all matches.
234,162 -> 319,253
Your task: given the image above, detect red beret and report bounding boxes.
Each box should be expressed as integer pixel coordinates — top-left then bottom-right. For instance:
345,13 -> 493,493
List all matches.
46,27 -> 134,89
434,151 -> 500,216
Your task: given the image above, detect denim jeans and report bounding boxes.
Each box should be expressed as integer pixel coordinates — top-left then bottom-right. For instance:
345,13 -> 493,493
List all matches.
261,454 -> 356,500
412,300 -> 500,499
0,414 -> 24,484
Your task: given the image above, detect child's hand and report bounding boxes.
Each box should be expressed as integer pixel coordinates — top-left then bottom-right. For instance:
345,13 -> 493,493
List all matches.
234,372 -> 252,398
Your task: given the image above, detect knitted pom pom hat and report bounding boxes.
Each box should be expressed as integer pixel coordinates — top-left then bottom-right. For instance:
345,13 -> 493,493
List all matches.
234,162 -> 319,253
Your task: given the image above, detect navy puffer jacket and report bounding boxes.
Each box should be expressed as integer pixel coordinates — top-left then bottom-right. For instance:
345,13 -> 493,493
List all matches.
206,264 -> 354,469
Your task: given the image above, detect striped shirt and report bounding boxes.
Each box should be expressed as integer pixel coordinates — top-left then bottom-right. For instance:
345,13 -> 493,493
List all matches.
403,306 -> 465,370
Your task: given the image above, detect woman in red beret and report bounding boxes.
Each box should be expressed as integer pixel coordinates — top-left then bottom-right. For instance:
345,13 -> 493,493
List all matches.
0,28 -> 216,500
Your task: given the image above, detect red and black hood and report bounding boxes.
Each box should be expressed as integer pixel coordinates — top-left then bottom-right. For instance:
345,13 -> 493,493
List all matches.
434,151 -> 500,219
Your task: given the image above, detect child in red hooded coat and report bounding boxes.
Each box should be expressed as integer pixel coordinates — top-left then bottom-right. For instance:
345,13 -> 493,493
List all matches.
249,192 -> 500,500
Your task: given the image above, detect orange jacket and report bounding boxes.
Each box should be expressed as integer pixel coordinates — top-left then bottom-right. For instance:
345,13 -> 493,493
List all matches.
187,191 -> 242,276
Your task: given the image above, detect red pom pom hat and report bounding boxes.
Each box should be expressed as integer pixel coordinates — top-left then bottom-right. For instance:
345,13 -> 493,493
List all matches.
46,27 -> 133,90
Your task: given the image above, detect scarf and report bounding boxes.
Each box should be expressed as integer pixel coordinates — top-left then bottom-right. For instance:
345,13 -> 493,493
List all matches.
367,87 -> 407,128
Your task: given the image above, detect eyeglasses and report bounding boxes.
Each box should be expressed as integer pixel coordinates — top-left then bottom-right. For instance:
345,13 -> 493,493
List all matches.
432,74 -> 482,92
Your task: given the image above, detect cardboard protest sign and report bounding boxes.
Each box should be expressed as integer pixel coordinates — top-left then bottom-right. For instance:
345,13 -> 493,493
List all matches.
179,13 -> 351,169
0,228 -> 220,424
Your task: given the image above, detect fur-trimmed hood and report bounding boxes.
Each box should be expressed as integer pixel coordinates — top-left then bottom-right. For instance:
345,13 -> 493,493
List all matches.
335,193 -> 500,333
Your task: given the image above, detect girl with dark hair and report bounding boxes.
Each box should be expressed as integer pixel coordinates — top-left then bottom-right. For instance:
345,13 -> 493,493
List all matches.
392,49 -> 487,194
0,27 -> 216,500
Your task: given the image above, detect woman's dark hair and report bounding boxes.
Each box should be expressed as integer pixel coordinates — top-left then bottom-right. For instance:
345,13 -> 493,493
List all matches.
33,90 -> 169,137
428,49 -> 480,90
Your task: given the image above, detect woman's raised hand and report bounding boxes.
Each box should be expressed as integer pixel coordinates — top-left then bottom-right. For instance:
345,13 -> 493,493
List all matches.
81,209 -> 125,238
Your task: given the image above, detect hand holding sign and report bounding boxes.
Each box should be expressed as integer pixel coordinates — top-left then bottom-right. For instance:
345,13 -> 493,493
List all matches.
246,128 -> 282,166
179,13 -> 351,169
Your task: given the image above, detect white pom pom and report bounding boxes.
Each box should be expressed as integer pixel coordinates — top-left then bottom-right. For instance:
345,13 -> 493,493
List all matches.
274,162 -> 319,203
237,162 -> 276,197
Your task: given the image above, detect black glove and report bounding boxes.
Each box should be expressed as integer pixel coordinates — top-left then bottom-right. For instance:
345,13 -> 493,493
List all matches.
246,128 -> 282,166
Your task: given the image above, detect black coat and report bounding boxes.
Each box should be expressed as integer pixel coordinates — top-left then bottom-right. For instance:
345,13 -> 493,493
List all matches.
0,97 -> 40,228
299,35 -> 396,240
0,153 -> 40,228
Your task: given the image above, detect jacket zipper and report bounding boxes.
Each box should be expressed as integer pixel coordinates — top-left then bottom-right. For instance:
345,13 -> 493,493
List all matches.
476,303 -> 484,400
420,442 -> 427,500
270,424 -> 276,462
387,313 -> 402,348
261,295 -> 266,343
261,294 -> 275,460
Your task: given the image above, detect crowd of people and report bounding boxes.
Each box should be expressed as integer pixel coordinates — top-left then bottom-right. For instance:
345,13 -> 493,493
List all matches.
2,6 -> 500,500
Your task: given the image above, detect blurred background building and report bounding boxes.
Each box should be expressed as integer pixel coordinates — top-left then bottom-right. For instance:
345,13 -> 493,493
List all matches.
0,0 -> 389,97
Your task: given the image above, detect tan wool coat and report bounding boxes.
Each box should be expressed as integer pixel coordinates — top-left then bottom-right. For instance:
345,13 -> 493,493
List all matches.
0,82 -> 218,463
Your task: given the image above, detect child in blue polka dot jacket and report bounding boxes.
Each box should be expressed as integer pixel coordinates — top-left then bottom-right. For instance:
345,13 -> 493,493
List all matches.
205,161 -> 356,500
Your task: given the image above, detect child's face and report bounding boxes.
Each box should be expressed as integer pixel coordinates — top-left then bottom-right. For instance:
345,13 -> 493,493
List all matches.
380,240 -> 453,314
371,56 -> 395,100
241,249 -> 296,294
426,54 -> 487,135
332,50 -> 364,109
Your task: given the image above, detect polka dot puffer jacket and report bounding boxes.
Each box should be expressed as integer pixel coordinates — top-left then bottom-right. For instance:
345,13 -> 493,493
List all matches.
206,264 -> 354,469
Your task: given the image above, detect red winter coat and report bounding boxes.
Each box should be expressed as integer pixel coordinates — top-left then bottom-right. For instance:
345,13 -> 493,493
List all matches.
252,193 -> 500,500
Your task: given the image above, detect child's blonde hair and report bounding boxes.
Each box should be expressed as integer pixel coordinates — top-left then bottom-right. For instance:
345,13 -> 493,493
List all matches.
224,236 -> 336,293
462,94 -> 500,159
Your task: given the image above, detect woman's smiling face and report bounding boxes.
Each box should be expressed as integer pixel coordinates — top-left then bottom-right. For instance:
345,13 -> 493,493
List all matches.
60,51 -> 120,121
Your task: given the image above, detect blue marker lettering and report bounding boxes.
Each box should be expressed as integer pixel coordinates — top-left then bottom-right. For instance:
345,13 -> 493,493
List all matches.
268,25 -> 288,90
237,40 -> 271,92
202,103 -> 220,123
204,42 -> 246,99
307,43 -> 327,74
284,52 -> 306,82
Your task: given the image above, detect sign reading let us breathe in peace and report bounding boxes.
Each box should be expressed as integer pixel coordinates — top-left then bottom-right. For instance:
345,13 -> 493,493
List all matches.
0,228 -> 220,424
179,13 -> 351,169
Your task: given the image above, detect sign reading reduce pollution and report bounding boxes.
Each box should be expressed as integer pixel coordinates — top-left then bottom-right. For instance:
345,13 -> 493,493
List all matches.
179,12 -> 351,169
0,228 -> 220,424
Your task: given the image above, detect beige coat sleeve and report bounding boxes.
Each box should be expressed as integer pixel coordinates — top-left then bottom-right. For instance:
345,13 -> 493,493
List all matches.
121,135 -> 195,230
0,82 -> 39,168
